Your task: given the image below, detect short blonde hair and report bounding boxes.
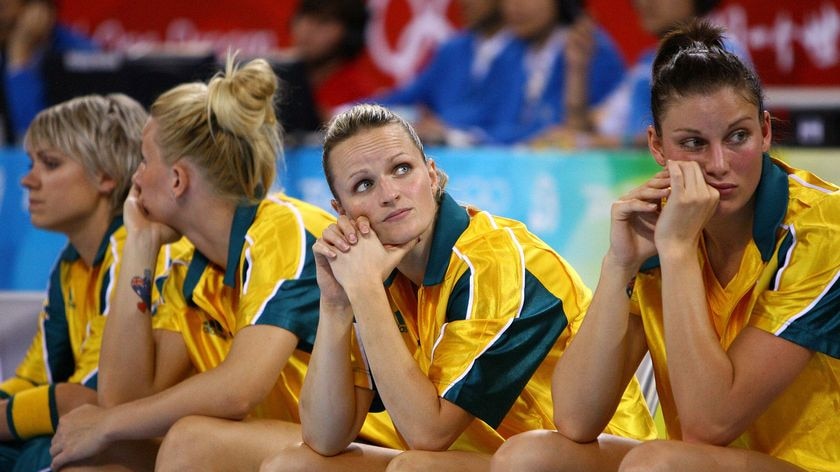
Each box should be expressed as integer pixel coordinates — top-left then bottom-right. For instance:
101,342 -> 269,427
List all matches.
149,56 -> 281,204
24,94 -> 148,216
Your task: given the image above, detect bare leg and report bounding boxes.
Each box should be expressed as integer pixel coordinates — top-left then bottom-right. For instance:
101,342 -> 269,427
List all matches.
260,441 -> 400,472
491,430 -> 639,472
156,416 -> 301,472
60,439 -> 160,471
619,440 -> 807,472
386,450 -> 490,472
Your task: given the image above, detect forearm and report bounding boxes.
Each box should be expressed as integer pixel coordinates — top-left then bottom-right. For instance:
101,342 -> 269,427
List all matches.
98,234 -> 161,406
347,282 -> 459,450
659,251 -> 735,440
552,257 -> 645,441
1,383 -> 95,440
300,303 -> 361,455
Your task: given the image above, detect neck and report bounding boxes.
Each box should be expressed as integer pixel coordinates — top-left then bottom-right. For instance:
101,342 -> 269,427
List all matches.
177,196 -> 237,269
703,202 -> 755,285
66,204 -> 114,267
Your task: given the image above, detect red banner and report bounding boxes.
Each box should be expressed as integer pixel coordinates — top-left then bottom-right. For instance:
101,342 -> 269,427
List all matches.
57,0 -> 840,86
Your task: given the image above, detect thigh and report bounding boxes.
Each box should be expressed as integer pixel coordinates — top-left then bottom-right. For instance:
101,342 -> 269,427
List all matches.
157,417 -> 302,471
620,440 -> 807,472
492,430 -> 640,472
61,439 -> 161,472
261,441 -> 401,472
386,450 -> 490,472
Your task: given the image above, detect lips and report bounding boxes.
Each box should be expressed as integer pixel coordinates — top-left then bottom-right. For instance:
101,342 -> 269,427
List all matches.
708,182 -> 737,196
384,208 -> 411,222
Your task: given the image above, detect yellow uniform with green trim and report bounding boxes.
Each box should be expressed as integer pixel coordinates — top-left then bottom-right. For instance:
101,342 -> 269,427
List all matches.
1,218 -> 125,440
152,193 -> 334,421
630,155 -> 840,471
356,193 -> 656,453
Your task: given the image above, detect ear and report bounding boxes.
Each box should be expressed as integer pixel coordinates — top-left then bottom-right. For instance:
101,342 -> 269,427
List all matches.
97,173 -> 117,195
760,110 -> 772,153
647,125 -> 666,166
170,161 -> 190,198
427,158 -> 440,190
331,198 -> 345,215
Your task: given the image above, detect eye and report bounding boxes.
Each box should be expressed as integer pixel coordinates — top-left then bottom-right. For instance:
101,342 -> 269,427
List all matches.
394,163 -> 411,176
41,156 -> 61,170
679,137 -> 705,150
353,178 -> 373,193
728,129 -> 749,144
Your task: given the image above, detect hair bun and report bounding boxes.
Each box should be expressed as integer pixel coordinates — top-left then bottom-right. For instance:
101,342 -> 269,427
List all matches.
207,57 -> 278,136
653,19 -> 726,77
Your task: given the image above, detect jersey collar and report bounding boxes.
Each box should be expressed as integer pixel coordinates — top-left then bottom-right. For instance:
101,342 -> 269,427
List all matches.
640,153 -> 789,271
61,215 -> 124,265
223,202 -> 260,287
384,192 -> 470,287
182,201 -> 259,303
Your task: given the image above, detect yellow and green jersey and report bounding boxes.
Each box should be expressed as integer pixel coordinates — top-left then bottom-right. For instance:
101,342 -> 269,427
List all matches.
152,193 -> 334,421
631,155 -> 840,471
357,193 -> 656,453
1,218 -> 125,439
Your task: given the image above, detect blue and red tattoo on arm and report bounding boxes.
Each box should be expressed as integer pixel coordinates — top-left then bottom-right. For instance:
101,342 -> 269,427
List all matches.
131,269 -> 152,313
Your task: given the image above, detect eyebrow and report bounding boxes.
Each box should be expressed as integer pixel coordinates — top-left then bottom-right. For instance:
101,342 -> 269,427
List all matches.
346,151 -> 409,181
672,115 -> 754,134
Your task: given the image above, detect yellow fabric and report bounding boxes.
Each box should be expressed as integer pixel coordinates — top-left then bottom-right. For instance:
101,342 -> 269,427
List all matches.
0,378 -> 35,398
152,194 -> 333,422
631,160 -> 840,471
12,226 -> 125,389
355,195 -> 656,453
8,386 -> 54,438
1,222 -> 124,440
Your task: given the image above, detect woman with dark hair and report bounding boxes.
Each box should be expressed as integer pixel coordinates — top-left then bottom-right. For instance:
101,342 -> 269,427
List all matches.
492,19 -> 840,472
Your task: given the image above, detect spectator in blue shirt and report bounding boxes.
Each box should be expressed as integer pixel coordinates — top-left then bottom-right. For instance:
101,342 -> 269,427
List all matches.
0,0 -> 97,146
374,0 -> 517,146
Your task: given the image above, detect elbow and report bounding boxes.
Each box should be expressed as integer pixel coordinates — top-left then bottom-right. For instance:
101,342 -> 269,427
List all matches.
679,419 -> 739,446
404,432 -> 457,452
301,431 -> 350,457
553,410 -> 604,444
553,418 -> 602,444
220,391 -> 261,420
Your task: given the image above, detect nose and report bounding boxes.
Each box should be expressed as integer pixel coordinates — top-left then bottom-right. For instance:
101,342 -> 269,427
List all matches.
378,177 -> 399,205
704,143 -> 728,177
131,166 -> 143,187
20,166 -> 38,190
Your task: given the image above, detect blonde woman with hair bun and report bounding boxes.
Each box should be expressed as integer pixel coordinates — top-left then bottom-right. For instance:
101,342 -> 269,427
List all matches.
49,56 -> 336,471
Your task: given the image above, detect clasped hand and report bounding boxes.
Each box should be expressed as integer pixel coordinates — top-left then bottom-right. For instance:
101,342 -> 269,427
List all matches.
312,215 -> 416,307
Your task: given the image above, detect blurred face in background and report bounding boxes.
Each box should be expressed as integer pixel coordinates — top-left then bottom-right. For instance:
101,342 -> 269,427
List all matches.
502,0 -> 558,42
291,13 -> 345,64
458,0 -> 500,30
0,0 -> 24,43
633,0 -> 695,36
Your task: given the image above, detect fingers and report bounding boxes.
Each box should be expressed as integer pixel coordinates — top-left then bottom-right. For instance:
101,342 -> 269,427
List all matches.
321,215 -> 373,252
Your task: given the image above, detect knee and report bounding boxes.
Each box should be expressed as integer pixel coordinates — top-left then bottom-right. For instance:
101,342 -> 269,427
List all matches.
491,430 -> 573,472
619,440 -> 675,472
386,450 -> 434,472
156,416 -> 218,472
259,443 -> 317,472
